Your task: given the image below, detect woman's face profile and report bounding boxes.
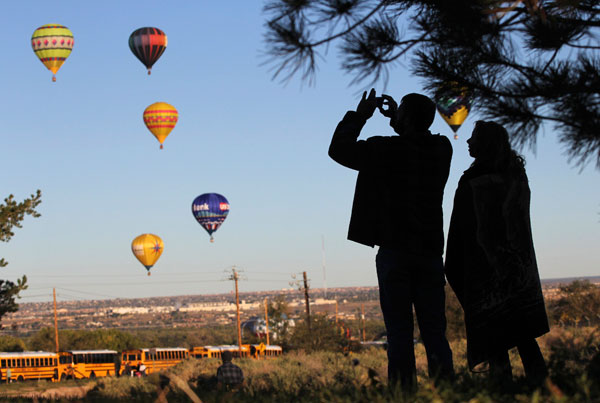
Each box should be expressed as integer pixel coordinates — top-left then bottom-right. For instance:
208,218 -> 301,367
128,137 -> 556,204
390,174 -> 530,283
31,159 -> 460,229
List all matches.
467,129 -> 483,159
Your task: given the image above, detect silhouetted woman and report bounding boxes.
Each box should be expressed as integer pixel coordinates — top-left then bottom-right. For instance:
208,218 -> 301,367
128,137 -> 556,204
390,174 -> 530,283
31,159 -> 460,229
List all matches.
445,121 -> 549,385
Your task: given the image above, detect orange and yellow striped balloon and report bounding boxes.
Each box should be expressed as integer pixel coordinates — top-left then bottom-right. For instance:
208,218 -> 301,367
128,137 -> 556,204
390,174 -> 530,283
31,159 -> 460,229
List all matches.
143,102 -> 178,149
131,233 -> 164,276
31,24 -> 74,82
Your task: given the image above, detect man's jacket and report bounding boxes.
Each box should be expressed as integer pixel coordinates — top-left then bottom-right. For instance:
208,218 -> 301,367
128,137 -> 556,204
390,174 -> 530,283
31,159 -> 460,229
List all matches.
328,111 -> 452,256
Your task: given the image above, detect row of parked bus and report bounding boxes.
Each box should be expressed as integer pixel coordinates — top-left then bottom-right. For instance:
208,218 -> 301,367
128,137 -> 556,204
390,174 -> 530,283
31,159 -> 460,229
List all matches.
0,343 -> 282,382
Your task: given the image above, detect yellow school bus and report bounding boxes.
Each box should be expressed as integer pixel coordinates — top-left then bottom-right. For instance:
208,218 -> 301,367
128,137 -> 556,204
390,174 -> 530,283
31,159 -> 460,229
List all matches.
247,343 -> 282,358
189,346 -> 222,359
120,347 -> 188,376
190,344 -> 282,359
188,345 -> 244,359
233,344 -> 284,358
0,352 -> 59,382
235,344 -> 251,358
218,345 -> 251,358
58,350 -> 118,379
262,345 -> 283,357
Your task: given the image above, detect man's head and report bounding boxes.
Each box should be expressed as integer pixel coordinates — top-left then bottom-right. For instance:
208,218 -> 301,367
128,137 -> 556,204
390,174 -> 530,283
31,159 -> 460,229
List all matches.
391,93 -> 436,135
221,350 -> 233,363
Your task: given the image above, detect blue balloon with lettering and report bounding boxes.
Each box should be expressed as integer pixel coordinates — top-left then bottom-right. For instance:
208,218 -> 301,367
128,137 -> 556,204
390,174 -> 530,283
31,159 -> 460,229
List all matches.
191,193 -> 230,242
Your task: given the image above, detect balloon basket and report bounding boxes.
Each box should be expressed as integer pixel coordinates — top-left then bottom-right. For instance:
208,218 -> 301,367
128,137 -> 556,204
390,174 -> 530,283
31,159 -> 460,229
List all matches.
160,144 -> 163,150
147,69 -> 152,76
52,76 -> 56,82
454,134 -> 459,140
147,272 -> 151,276
210,237 -> 214,243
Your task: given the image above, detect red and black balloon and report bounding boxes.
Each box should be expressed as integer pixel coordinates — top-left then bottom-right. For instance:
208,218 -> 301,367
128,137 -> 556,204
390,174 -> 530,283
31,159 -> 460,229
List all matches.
128,27 -> 167,75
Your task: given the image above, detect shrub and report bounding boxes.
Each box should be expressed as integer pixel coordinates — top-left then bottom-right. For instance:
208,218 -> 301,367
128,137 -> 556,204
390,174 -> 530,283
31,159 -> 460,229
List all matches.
543,327 -> 600,395
88,376 -> 155,401
288,314 -> 349,352
0,335 -> 26,352
547,280 -> 600,327
445,286 -> 466,341
26,328 -> 141,351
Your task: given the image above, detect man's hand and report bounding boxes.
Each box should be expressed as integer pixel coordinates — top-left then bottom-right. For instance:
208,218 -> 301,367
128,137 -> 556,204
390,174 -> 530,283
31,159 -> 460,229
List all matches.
377,94 -> 398,119
356,88 -> 378,120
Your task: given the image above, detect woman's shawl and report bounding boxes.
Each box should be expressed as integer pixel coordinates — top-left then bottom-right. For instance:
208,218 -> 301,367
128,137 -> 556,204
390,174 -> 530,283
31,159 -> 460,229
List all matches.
470,173 -> 542,313
446,169 -> 549,369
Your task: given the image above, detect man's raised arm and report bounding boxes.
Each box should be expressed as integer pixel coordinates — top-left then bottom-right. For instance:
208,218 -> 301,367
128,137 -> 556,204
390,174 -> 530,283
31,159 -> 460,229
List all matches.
328,89 -> 378,171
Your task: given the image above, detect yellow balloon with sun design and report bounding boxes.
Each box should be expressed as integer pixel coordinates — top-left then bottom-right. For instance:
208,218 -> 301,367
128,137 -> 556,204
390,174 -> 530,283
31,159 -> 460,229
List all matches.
131,234 -> 164,276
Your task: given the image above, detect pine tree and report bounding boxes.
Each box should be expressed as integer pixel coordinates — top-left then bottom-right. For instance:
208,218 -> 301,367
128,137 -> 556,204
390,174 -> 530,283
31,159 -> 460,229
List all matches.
262,0 -> 600,168
0,190 -> 41,323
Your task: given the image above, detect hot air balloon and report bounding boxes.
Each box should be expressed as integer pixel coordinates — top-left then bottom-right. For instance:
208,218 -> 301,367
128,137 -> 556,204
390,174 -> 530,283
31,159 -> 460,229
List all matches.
31,24 -> 74,82
129,27 -> 167,75
143,102 -> 178,149
434,84 -> 472,140
192,193 -> 230,242
131,233 -> 164,276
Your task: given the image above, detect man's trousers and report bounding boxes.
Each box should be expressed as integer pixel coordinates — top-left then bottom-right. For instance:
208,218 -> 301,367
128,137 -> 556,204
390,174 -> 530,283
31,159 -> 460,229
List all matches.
376,247 -> 454,388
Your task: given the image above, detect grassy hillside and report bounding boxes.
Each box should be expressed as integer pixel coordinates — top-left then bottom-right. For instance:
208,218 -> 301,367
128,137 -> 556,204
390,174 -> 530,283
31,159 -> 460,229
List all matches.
0,280 -> 598,401
0,326 -> 598,402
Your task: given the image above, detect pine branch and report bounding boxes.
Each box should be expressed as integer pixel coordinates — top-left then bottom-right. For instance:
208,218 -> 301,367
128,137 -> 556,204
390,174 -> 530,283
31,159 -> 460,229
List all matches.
1,190 -> 42,268
262,0 -> 600,168
263,0 -> 388,83
1,190 -> 42,243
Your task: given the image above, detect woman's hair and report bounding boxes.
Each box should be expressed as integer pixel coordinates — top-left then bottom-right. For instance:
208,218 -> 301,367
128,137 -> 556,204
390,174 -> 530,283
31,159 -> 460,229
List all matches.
472,120 -> 525,176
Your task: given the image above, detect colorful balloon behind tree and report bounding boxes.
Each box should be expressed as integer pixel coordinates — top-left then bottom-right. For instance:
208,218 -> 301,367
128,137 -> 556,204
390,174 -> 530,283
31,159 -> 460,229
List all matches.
143,102 -> 178,149
31,24 -> 74,82
191,193 -> 230,242
131,233 -> 164,276
434,84 -> 472,140
129,27 -> 167,75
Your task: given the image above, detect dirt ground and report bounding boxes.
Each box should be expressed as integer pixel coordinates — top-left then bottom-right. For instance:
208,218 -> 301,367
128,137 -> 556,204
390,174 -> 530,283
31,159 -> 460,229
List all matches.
0,381 -> 96,400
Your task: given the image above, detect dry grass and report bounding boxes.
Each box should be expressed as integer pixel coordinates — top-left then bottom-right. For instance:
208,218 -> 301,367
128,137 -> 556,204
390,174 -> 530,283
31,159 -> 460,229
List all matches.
0,328 -> 598,402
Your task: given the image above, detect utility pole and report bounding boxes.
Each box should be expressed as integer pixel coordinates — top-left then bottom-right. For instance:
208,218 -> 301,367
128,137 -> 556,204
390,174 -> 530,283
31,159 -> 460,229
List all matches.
53,288 -> 59,353
303,271 -> 311,331
290,271 -> 312,332
227,267 -> 243,357
321,235 -> 327,299
361,303 -> 366,343
264,298 -> 270,346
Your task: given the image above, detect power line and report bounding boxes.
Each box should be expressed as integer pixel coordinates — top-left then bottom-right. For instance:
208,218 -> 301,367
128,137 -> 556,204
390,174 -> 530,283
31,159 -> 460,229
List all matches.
18,294 -> 53,299
31,271 -> 227,278
26,280 -> 225,287
17,270 -> 307,301
55,293 -> 82,300
55,287 -> 122,300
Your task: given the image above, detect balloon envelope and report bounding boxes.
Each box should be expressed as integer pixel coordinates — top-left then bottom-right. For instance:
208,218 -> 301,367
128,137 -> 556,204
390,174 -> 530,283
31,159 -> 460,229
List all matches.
435,84 -> 472,138
131,233 -> 164,275
191,193 -> 230,242
143,102 -> 178,149
31,24 -> 74,82
129,27 -> 167,75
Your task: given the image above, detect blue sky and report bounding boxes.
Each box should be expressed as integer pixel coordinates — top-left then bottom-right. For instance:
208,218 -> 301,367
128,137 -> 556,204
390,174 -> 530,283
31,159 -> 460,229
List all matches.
2,2 -> 598,303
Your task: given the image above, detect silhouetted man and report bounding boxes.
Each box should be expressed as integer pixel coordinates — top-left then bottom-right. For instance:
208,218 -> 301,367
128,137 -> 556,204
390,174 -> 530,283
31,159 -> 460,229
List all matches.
328,89 -> 454,389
